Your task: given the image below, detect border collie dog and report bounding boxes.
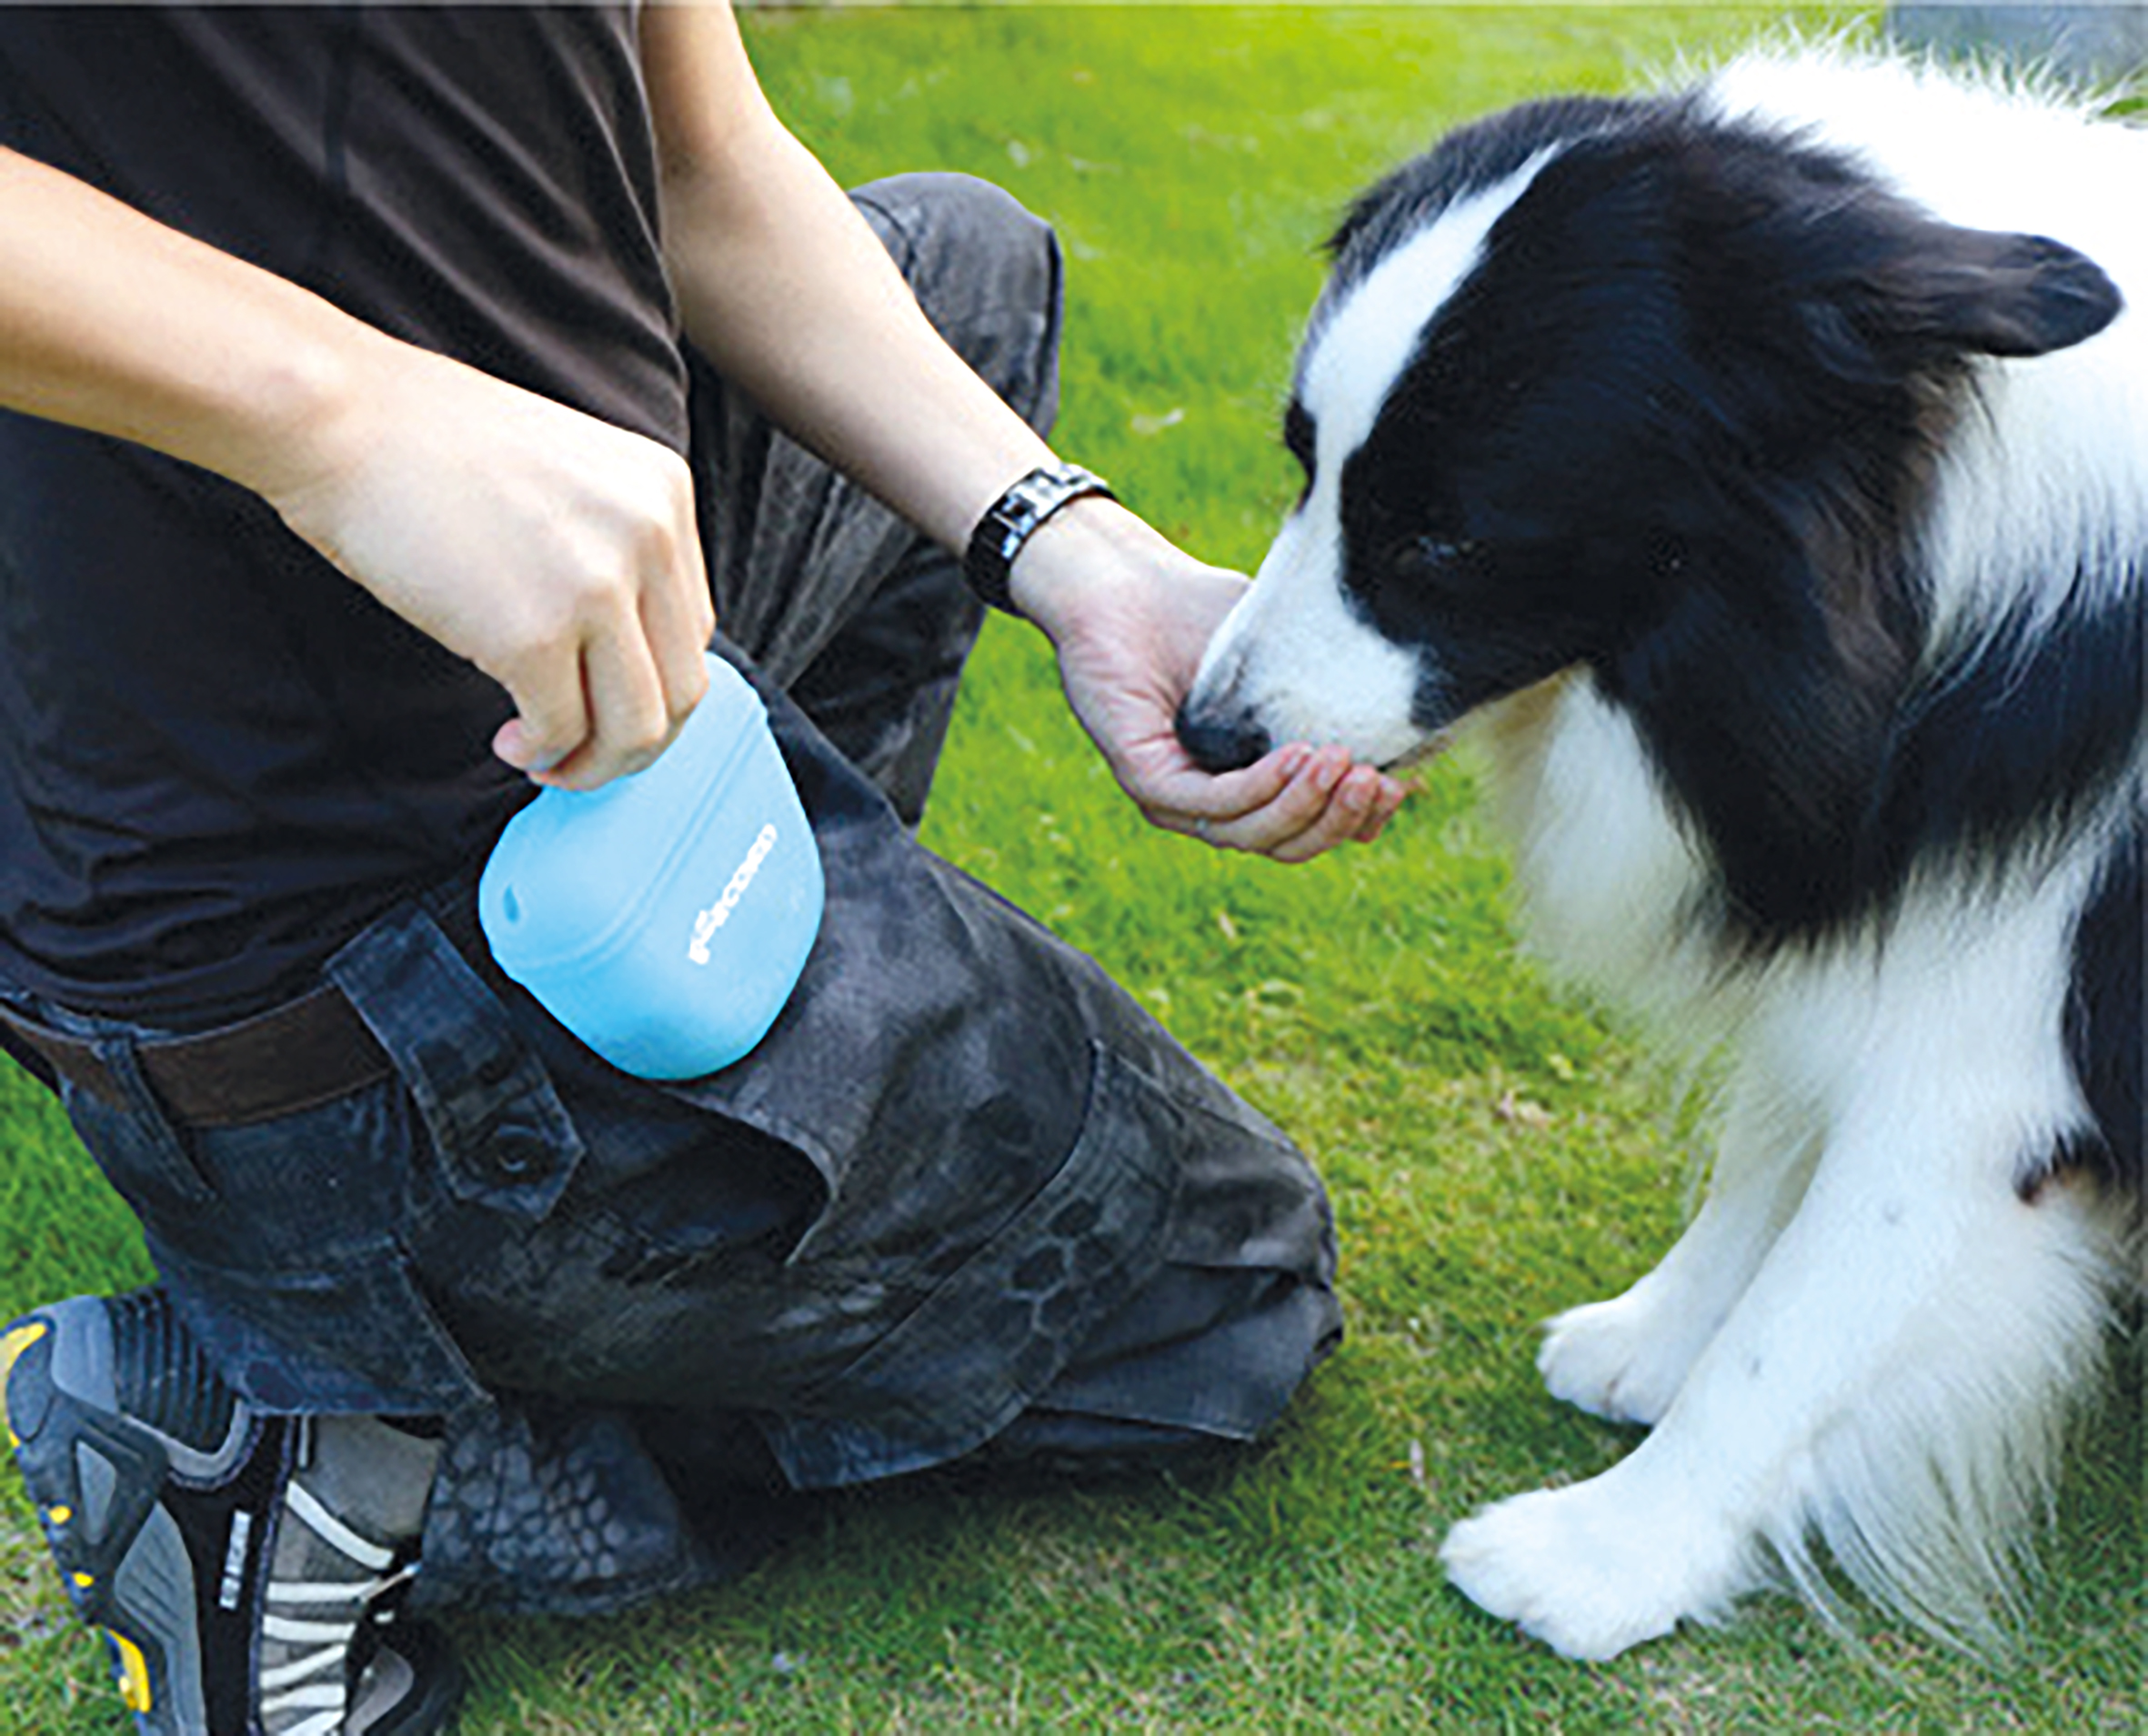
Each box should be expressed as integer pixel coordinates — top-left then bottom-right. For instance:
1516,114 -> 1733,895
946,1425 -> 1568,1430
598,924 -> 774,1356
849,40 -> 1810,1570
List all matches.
1179,47 -> 2142,1659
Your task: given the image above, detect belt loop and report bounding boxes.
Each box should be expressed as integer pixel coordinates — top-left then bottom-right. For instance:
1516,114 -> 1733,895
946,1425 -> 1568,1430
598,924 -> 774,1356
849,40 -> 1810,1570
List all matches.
0,991 -> 219,1207
88,1023 -> 221,1206
326,902 -> 585,1222
0,992 -> 63,1097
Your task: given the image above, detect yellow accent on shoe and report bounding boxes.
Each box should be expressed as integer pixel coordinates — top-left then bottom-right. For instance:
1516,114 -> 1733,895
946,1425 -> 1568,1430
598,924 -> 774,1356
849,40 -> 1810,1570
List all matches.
0,1320 -> 47,1442
71,1570 -> 95,1590
108,1630 -> 154,1714
46,1504 -> 71,1526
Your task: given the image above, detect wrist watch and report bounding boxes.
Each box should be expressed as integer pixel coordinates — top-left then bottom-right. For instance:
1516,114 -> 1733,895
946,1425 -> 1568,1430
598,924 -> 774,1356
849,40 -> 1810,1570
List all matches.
962,461 -> 1117,617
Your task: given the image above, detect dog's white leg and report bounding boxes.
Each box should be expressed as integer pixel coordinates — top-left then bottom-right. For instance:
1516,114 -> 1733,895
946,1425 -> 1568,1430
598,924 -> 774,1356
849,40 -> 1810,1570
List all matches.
1444,902 -> 2122,1659
1444,1111 -> 2115,1657
1539,1067 -> 1820,1424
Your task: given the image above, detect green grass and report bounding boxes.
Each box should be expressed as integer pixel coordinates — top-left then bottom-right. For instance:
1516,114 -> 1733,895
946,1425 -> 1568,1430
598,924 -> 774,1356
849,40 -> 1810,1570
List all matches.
4,7 -> 2143,1732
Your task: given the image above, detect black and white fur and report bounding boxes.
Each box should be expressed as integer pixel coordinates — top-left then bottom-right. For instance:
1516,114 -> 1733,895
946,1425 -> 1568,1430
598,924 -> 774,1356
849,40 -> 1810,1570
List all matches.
1179,45 -> 2143,1659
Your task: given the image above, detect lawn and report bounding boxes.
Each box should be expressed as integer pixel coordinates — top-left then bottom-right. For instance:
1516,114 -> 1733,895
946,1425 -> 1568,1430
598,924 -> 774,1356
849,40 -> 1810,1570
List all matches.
4,6 -> 2143,1733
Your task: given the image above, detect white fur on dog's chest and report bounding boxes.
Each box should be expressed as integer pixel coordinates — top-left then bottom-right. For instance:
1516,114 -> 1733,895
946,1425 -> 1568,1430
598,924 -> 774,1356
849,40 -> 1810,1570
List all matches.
1477,679 -> 1719,1026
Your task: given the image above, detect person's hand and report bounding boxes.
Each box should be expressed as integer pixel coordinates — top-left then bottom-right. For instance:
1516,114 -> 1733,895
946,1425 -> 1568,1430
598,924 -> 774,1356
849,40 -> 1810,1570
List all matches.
1010,499 -> 1410,863
261,336 -> 716,789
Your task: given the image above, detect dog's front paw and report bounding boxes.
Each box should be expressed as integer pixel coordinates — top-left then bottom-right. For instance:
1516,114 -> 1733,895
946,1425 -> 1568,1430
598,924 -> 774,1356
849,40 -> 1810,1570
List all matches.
1537,1292 -> 1712,1425
1440,1477 -> 1753,1660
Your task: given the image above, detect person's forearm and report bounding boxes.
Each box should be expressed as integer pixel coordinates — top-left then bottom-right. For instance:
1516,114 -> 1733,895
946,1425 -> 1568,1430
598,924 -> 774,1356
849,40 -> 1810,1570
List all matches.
646,10 -> 1053,559
640,6 -> 1405,856
0,146 -> 376,500
0,146 -> 715,788
659,125 -> 1052,552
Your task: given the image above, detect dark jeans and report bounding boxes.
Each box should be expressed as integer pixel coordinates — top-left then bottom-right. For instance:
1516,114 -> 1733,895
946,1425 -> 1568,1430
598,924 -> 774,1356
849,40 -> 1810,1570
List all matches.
18,176 -> 1340,1616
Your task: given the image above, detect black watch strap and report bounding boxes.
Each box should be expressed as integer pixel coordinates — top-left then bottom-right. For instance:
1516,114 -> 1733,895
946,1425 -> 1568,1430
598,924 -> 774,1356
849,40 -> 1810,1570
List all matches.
962,462 -> 1117,617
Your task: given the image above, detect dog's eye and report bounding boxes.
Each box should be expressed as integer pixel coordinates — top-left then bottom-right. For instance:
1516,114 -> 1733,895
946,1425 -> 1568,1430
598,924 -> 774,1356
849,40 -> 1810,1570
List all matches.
1400,536 -> 1480,576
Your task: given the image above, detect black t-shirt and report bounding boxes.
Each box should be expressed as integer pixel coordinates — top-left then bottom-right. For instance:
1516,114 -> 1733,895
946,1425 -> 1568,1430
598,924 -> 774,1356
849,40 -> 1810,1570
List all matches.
0,4 -> 691,1027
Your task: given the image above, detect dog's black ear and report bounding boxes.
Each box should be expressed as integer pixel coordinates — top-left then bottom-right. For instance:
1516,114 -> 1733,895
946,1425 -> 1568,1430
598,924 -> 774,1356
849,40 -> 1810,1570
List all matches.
1673,131 -> 2123,376
1865,219 -> 2123,361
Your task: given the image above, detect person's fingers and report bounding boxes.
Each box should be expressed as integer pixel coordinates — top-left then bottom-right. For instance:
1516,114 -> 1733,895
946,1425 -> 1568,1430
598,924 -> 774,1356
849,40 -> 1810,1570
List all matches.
1144,740 -> 1328,835
1250,749 -> 1369,862
493,467 -> 708,788
1172,751 -> 1411,860
1353,771 -> 1412,842
637,500 -> 717,729
1176,743 -> 1346,852
1262,762 -> 1390,864
491,639 -> 594,779
533,615 -> 677,789
1143,744 -> 1300,826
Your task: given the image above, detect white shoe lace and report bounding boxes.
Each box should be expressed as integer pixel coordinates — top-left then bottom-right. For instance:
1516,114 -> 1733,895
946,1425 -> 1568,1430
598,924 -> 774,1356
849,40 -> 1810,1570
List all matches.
257,1479 -> 417,1736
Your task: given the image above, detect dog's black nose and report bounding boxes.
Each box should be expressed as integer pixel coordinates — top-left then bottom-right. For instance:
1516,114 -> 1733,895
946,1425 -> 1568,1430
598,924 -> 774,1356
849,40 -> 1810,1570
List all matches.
1175,698 -> 1272,774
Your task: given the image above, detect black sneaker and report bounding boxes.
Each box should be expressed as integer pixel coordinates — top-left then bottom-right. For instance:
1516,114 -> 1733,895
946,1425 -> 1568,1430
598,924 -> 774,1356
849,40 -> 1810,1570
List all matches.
2,1290 -> 463,1735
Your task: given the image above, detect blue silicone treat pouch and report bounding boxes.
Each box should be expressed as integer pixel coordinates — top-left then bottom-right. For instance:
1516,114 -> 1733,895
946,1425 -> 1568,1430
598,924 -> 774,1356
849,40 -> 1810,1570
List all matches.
478,653 -> 824,1079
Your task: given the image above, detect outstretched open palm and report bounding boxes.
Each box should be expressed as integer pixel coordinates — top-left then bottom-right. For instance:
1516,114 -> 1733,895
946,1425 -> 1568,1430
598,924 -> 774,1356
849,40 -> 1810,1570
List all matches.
1023,515 -> 1407,864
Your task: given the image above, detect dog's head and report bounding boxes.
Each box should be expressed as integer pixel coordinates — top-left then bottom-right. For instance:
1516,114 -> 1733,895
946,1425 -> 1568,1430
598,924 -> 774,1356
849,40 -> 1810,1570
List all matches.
1177,82 -> 2123,779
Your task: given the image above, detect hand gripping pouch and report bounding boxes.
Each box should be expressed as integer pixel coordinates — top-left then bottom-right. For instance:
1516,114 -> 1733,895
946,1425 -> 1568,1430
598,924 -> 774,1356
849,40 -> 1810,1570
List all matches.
478,653 -> 824,1079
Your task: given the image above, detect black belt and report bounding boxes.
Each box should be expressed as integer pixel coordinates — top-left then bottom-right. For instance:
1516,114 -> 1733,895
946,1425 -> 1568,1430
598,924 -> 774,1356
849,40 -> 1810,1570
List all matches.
0,984 -> 394,1128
